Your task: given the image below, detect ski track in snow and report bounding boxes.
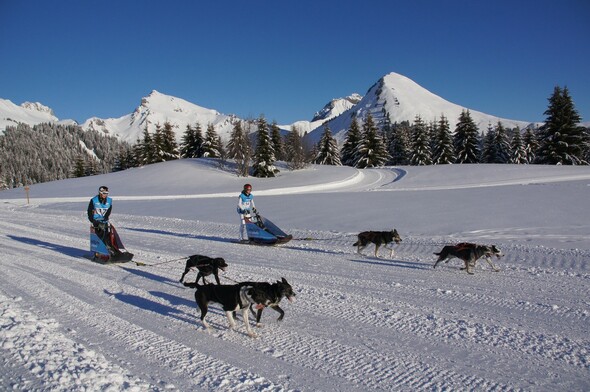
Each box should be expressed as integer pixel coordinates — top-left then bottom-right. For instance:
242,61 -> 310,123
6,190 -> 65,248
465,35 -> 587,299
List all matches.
1,164 -> 590,391
1,204 -> 589,391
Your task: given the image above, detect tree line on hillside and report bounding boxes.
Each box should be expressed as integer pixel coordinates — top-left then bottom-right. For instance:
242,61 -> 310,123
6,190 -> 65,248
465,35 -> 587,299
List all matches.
0,85 -> 588,190
313,85 -> 588,167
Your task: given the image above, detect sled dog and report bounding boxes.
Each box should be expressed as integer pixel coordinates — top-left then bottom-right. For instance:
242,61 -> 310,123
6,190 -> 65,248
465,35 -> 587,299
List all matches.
243,278 -> 296,327
179,254 -> 228,285
184,282 -> 270,337
353,229 -> 402,257
433,242 -> 503,274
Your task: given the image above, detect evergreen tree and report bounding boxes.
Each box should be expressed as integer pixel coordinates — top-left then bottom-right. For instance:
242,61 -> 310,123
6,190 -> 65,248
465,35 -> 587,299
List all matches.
284,125 -> 307,170
355,113 -> 390,168
269,121 -> 284,161
432,115 -> 455,164
160,121 -> 179,161
0,123 -> 126,187
73,153 -> 86,177
410,115 -> 432,165
151,124 -> 165,163
387,121 -> 412,165
226,120 -> 252,177
202,124 -> 222,158
510,127 -> 528,164
523,127 -> 539,163
314,126 -> 341,165
340,117 -> 362,167
252,115 -> 278,177
536,86 -> 587,164
481,124 -> 497,163
493,122 -> 511,163
180,123 -> 204,158
454,110 -> 481,163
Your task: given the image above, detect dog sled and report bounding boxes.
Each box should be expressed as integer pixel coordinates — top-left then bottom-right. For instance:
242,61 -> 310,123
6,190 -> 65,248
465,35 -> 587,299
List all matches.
90,222 -> 134,263
244,211 -> 292,245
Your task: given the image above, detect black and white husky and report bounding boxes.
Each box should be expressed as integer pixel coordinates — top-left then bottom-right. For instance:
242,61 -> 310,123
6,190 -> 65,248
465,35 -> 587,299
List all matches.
245,278 -> 296,327
433,242 -> 503,274
184,282 -> 270,337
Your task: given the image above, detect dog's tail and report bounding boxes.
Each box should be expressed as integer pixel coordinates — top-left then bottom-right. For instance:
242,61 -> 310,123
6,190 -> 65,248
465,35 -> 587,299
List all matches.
353,241 -> 359,246
433,252 -> 441,256
183,282 -> 199,288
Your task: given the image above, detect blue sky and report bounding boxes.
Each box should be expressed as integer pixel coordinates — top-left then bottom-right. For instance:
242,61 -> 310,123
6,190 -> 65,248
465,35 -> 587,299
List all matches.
1,0 -> 589,125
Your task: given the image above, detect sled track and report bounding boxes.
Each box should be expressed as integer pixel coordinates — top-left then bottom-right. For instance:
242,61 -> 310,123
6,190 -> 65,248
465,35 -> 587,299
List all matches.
1,207 -> 589,390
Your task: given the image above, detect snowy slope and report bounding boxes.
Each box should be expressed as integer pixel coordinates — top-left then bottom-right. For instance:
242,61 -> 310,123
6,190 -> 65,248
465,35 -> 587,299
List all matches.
1,161 -> 589,391
306,72 -> 535,145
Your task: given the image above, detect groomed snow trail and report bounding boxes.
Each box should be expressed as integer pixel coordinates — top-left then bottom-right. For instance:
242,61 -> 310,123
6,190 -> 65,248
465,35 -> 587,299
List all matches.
1,203 -> 588,391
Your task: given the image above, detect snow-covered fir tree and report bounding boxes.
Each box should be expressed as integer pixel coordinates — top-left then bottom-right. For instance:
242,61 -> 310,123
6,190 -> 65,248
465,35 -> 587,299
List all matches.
112,144 -> 136,172
226,120 -> 252,177
270,121 -> 284,161
180,123 -> 204,158
136,126 -> 156,165
410,115 -> 432,165
510,127 -> 528,164
493,122 -> 511,163
151,125 -> 165,163
284,125 -> 307,170
0,123 -> 126,188
454,110 -> 481,163
73,154 -> 86,178
481,124 -> 497,163
387,121 -> 412,165
202,124 -> 222,158
160,122 -> 179,161
432,115 -> 456,164
252,115 -> 279,177
340,117 -> 362,167
523,127 -> 539,163
355,113 -> 390,168
535,86 -> 587,165
314,126 -> 341,165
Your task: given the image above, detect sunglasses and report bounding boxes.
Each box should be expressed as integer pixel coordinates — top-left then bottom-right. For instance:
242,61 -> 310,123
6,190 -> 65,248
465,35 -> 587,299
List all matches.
100,190 -> 109,195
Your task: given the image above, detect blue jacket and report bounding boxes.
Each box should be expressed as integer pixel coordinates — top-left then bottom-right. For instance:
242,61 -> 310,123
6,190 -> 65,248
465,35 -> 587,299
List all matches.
87,195 -> 112,223
237,191 -> 255,214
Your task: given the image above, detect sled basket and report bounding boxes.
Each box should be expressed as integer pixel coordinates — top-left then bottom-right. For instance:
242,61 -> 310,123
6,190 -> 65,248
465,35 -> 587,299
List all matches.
90,223 -> 134,263
244,213 -> 292,245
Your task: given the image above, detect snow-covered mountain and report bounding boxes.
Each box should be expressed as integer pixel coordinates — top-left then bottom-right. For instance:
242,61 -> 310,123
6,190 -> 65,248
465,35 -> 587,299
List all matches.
81,90 -> 240,144
303,72 -> 536,145
1,72 -> 557,144
0,98 -> 76,132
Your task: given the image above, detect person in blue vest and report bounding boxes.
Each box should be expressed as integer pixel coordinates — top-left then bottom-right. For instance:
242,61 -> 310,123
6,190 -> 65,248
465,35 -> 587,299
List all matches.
237,183 -> 256,242
87,185 -> 113,249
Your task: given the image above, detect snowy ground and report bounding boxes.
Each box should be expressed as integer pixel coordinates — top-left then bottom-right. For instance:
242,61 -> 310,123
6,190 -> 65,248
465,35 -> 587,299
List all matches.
1,160 -> 589,391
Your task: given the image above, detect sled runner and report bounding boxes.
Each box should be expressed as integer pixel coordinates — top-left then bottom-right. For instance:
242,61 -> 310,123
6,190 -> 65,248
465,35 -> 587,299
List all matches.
90,222 -> 134,263
244,212 -> 292,245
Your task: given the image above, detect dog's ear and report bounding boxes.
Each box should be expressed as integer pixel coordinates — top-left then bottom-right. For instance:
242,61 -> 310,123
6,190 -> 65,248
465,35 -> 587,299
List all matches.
281,277 -> 288,284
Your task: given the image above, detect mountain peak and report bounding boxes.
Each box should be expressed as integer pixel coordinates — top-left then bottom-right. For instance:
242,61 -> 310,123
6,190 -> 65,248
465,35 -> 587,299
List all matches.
21,101 -> 55,116
311,94 -> 362,122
